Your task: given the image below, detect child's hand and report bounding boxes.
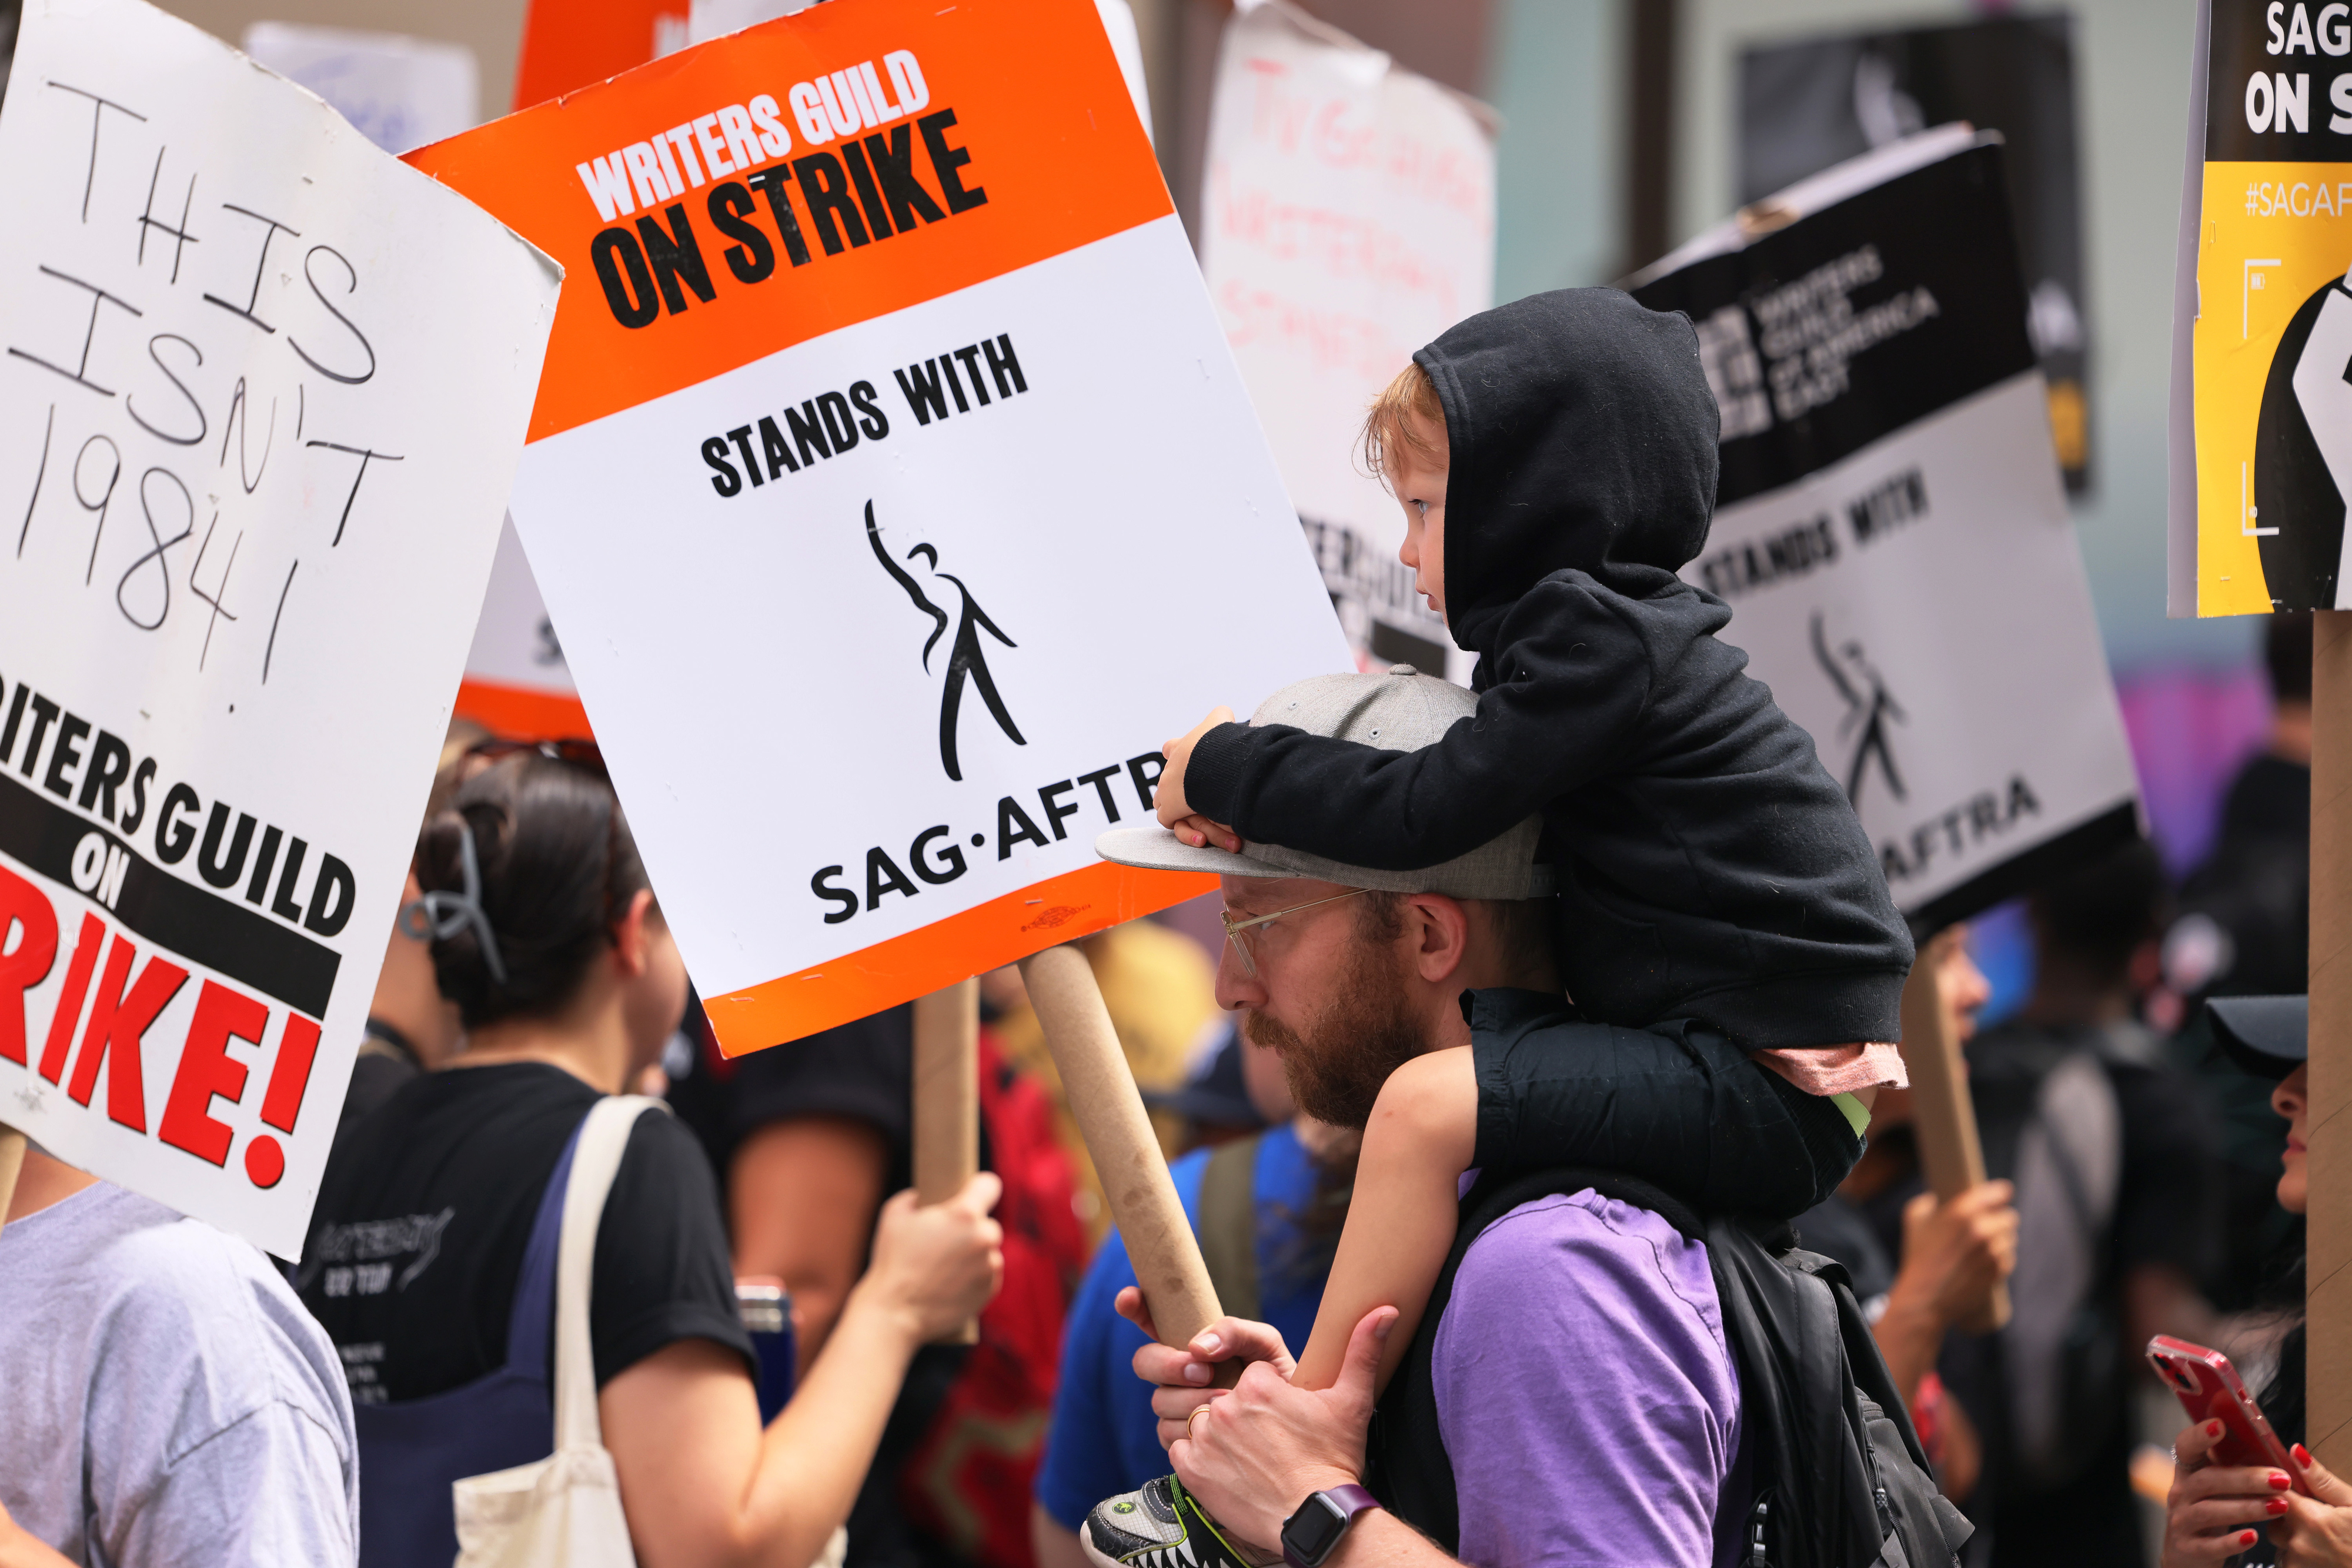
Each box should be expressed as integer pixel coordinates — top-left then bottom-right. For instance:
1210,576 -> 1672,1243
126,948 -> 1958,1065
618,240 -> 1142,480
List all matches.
1158,708 -> 1243,852
1115,1286 -> 1295,1449
1169,814 -> 1243,852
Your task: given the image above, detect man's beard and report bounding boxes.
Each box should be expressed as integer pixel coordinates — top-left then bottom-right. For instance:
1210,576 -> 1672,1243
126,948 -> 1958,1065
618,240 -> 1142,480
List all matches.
1242,934 -> 1428,1129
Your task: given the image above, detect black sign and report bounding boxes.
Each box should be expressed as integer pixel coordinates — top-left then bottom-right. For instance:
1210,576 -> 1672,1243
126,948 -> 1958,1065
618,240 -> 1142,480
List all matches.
2207,0 -> 2352,161
1739,18 -> 2089,493
1632,142 -> 2036,509
0,767 -> 338,1015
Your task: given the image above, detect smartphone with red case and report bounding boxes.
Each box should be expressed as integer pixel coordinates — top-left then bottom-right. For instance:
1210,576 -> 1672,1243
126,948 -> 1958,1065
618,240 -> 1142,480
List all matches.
2146,1334 -> 2305,1490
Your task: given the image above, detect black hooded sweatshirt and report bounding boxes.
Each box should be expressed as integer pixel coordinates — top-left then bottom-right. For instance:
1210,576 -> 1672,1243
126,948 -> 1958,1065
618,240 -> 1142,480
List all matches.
1187,289 -> 1914,1048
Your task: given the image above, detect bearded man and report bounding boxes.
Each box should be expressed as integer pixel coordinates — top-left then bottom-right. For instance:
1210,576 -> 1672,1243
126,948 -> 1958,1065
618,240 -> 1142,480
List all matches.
1088,667 -> 1749,1568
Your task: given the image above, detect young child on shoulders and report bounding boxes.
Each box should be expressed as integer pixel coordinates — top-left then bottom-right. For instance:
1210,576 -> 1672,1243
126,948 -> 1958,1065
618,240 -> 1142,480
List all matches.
1077,288 -> 1916,1568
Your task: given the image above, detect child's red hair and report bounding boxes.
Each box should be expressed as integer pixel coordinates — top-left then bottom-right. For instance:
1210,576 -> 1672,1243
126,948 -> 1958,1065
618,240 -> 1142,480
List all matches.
1359,362 -> 1448,489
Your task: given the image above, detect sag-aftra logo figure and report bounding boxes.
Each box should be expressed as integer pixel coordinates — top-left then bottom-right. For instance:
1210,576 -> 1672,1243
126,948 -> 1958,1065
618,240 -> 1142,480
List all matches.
866,500 -> 1024,781
1812,610 -> 1907,809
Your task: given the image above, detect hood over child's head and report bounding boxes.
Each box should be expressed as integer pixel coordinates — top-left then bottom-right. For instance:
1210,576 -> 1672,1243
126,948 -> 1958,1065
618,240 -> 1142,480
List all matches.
1411,288 -> 1721,655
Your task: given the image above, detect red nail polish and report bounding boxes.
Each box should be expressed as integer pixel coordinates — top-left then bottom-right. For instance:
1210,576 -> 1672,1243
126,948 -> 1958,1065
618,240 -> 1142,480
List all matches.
2296,1444 -> 2315,1468
2273,1472 -> 2294,1491
2242,1532 -> 2261,1547
2270,1497 -> 2291,1516
2211,1421 -> 2227,1439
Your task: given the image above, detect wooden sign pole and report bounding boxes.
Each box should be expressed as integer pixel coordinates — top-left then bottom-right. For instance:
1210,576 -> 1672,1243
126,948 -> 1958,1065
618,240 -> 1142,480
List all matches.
2310,609 -> 2352,1466
1896,928 -> 2011,1330
911,978 -> 982,1345
1018,942 -> 1227,1356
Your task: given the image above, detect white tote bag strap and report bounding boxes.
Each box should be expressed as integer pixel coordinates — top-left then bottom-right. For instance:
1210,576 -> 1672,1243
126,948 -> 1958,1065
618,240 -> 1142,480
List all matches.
552,1095 -> 660,1453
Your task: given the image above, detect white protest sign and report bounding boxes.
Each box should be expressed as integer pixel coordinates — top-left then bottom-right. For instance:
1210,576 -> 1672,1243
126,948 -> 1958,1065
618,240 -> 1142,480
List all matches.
1198,0 -> 1495,681
0,0 -> 558,1255
1631,129 -> 2139,927
409,0 -> 1345,1053
455,515 -> 587,741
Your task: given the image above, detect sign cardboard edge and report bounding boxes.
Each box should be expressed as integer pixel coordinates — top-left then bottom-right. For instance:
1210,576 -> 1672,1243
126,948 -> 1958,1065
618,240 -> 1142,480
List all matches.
704,860 -> 1217,1052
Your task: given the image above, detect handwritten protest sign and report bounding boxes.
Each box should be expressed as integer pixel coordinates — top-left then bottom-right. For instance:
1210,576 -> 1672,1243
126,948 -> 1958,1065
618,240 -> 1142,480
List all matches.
409,0 -> 1345,1053
2170,0 -> 2352,613
1632,128 -> 2139,930
1199,0 -> 1494,680
0,0 -> 558,1255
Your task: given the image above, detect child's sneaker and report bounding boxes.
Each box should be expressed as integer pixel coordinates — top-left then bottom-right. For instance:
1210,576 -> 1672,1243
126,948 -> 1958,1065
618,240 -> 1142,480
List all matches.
1079,1475 -> 1266,1568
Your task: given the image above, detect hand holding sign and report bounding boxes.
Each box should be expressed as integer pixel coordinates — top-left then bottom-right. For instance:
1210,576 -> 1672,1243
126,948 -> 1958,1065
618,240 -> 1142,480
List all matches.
0,0 -> 557,1255
1157,707 -> 1242,852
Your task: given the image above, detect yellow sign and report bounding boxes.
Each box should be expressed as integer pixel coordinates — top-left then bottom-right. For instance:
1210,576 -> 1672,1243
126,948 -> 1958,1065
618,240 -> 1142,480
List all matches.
2179,1 -> 2352,614
2194,166 -> 2352,613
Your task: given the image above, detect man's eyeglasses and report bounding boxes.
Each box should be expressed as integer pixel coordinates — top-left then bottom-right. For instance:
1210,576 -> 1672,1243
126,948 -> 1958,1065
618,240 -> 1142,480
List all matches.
1220,888 -> 1370,979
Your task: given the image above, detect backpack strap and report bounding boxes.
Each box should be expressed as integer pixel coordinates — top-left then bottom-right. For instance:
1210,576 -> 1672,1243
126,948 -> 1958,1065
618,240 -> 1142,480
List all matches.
1197,1134 -> 1264,1326
1365,1166 -> 1700,1551
551,1095 -> 662,1453
1370,1158 -> 1967,1568
1703,1216 -> 1886,1568
503,1111 -> 590,1381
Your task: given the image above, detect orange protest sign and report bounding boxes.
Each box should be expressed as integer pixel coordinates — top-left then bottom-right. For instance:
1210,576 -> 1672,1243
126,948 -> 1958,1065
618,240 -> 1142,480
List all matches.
701,860 -> 1205,1051
412,4 -> 1173,443
455,678 -> 592,741
409,0 -> 1345,1054
514,0 -> 684,111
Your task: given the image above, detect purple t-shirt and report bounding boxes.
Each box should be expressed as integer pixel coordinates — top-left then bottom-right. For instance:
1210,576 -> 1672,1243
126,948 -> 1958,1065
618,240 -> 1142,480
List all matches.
1431,1188 -> 1742,1568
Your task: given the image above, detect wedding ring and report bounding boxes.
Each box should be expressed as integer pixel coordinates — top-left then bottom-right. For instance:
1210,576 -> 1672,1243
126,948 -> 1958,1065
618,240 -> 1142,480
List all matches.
1187,1406 -> 1210,1440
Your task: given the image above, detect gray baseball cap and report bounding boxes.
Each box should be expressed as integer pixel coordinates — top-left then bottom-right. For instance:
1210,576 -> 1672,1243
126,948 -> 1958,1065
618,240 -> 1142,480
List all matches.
1097,666 -> 1553,900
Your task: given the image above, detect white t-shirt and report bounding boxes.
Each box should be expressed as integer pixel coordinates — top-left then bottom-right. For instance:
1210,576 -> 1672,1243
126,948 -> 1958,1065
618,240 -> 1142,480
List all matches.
0,1183 -> 359,1567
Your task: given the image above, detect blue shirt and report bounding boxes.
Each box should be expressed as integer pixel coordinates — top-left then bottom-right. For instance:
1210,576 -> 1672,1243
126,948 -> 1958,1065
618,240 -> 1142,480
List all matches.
1034,1124 -> 1328,1529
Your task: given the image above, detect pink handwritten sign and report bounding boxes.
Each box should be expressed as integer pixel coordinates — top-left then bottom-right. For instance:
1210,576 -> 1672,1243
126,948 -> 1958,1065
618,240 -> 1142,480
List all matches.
1198,1 -> 1495,681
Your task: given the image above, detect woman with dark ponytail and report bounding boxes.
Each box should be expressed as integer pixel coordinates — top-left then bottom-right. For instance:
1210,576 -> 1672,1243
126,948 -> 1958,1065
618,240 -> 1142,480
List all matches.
300,750 -> 1004,1568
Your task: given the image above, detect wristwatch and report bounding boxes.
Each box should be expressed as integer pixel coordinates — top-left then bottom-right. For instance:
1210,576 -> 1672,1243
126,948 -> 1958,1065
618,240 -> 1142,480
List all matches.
1280,1484 -> 1380,1568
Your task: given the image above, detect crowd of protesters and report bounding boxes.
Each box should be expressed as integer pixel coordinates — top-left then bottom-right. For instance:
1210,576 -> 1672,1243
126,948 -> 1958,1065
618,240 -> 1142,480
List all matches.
0,299 -> 2344,1568
5,721 -> 2326,1568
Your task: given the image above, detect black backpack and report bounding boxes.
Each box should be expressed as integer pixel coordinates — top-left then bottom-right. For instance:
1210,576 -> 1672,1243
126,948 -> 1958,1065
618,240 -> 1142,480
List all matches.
1364,1166 -> 1972,1568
